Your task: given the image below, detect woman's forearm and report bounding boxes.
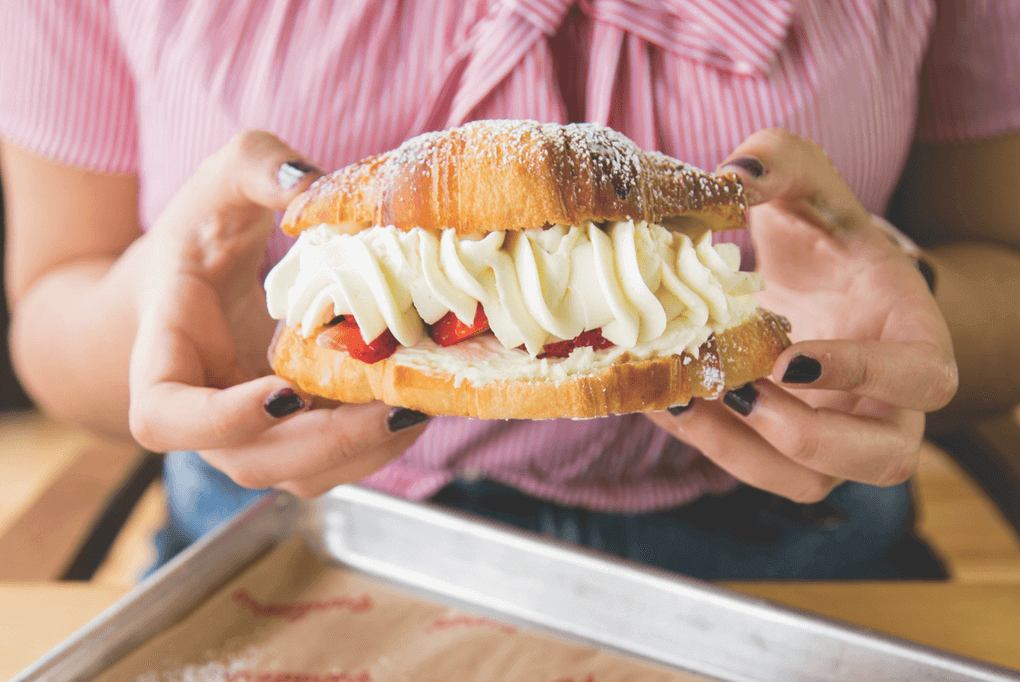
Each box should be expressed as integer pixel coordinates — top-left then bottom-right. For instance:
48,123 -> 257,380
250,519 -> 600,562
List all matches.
3,138 -> 280,440
8,246 -> 150,438
924,241 -> 1020,432
2,141 -> 150,438
892,134 -> 1020,432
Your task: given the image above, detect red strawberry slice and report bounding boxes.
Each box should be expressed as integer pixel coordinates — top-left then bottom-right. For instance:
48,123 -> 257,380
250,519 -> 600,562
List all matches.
429,303 -> 490,346
537,328 -> 614,359
318,317 -> 398,364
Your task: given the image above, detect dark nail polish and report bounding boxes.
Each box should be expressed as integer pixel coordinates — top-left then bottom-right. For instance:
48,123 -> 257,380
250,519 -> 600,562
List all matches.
723,383 -> 758,417
782,355 -> 822,384
387,407 -> 431,432
668,401 -> 693,416
915,257 -> 936,293
264,388 -> 305,418
723,156 -> 766,179
276,159 -> 321,189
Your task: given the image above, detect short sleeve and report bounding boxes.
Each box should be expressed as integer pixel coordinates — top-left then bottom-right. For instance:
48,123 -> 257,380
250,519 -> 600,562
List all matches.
0,0 -> 137,172
915,0 -> 1020,143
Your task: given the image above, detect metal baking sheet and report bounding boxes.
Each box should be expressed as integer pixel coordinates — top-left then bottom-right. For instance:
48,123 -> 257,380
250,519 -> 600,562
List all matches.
12,486 -> 1020,682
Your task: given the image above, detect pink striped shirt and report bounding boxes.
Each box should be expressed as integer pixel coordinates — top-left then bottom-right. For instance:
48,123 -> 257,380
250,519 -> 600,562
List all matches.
3,0 -> 1019,511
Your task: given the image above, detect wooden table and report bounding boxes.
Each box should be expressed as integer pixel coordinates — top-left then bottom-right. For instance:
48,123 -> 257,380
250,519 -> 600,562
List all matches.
726,582 -> 1020,672
3,580 -> 1019,680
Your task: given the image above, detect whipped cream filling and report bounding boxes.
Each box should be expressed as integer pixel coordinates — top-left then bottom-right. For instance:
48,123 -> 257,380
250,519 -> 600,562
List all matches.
265,220 -> 764,381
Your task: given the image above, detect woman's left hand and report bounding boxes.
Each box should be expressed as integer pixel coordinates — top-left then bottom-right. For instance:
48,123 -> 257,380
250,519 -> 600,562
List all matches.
646,128 -> 958,502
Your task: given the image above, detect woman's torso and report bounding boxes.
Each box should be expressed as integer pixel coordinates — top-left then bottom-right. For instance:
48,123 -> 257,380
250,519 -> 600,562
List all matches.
111,0 -> 935,510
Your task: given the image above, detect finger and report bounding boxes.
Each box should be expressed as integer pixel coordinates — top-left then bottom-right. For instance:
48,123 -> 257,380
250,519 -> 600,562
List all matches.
188,129 -> 324,215
128,280 -> 297,450
152,131 -> 324,265
271,424 -> 424,499
202,403 -> 431,492
717,128 -> 870,235
647,402 -> 840,503
145,131 -> 325,296
775,340 -> 959,412
129,373 -> 311,452
718,380 -> 923,487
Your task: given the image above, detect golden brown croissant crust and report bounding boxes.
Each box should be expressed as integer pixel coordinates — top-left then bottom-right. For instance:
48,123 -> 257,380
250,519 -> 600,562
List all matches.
270,310 -> 791,420
282,120 -> 748,237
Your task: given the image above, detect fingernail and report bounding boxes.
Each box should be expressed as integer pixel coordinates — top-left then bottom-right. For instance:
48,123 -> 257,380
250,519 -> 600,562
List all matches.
276,159 -> 321,189
915,257 -> 936,293
723,383 -> 758,417
782,355 -> 822,384
668,401 -> 693,416
387,407 -> 431,432
722,156 -> 766,179
264,388 -> 305,418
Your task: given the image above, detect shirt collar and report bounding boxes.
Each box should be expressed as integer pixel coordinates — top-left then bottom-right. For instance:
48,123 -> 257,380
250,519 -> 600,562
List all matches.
505,0 -> 799,76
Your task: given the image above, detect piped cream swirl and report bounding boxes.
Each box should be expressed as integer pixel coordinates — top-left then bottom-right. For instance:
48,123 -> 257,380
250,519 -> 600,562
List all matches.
264,220 -> 763,359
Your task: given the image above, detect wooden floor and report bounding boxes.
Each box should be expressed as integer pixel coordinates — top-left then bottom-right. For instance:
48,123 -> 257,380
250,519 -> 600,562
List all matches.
913,435 -> 1020,582
2,408 -> 1020,587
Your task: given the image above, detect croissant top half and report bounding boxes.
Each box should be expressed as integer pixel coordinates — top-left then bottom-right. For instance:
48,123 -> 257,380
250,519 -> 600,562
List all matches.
281,120 -> 748,238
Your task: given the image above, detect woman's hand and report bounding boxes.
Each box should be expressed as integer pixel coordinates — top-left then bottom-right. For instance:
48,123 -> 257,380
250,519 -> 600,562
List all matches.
128,130 -> 429,498
646,129 -> 958,502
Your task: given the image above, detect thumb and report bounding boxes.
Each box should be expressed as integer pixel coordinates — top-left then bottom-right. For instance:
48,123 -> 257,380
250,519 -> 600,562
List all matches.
148,130 -> 326,288
173,129 -> 325,223
716,128 -> 870,235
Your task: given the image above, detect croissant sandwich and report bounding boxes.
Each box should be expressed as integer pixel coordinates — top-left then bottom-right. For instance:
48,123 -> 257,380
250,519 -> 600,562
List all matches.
265,120 -> 790,419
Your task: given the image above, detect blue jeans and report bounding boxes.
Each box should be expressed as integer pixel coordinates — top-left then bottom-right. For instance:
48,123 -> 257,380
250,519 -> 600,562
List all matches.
152,451 -> 945,580
148,451 -> 267,574
431,478 -> 945,580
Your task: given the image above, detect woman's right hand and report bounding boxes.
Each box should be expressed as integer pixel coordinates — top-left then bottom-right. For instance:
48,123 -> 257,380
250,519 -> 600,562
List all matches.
128,130 -> 430,498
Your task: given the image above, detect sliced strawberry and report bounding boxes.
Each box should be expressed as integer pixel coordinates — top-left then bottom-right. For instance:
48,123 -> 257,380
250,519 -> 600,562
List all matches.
317,317 -> 398,364
429,302 -> 490,346
537,328 -> 615,359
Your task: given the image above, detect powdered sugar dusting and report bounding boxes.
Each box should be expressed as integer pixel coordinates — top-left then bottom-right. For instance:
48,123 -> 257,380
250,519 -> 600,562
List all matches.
381,119 -> 727,217
286,119 -> 747,234
132,648 -> 263,682
699,361 -> 725,397
390,127 -> 446,168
